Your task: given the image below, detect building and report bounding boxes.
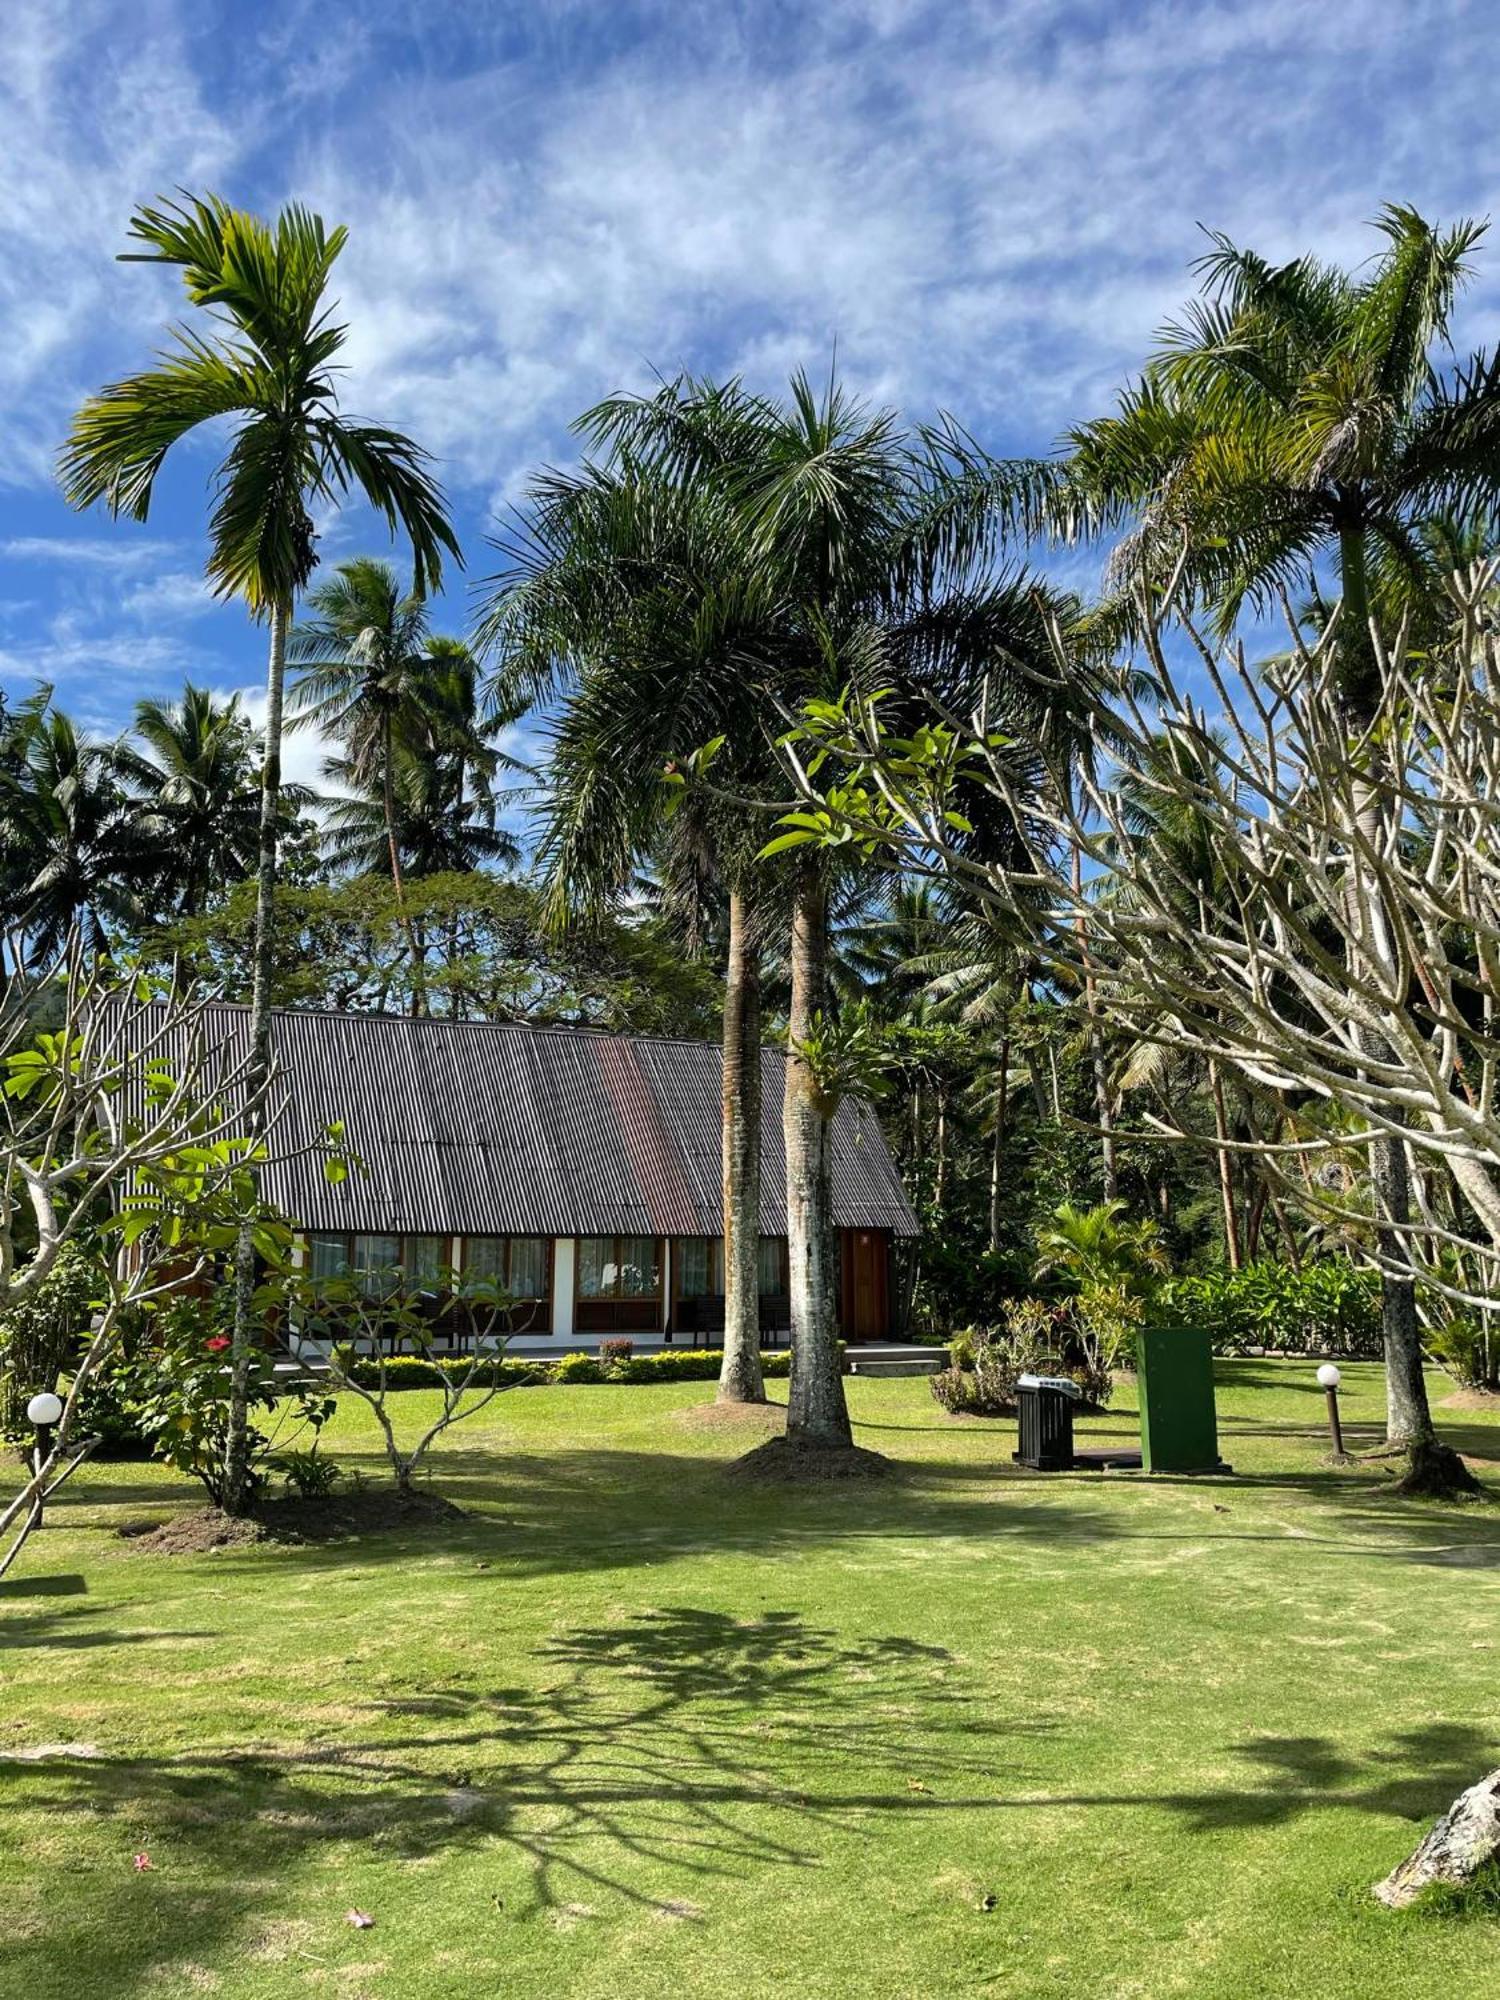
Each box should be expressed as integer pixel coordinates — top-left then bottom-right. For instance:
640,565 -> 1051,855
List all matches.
178,1007 -> 918,1347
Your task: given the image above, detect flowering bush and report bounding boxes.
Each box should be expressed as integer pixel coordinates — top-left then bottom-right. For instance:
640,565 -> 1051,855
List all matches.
126,1290 -> 333,1507
598,1338 -> 635,1370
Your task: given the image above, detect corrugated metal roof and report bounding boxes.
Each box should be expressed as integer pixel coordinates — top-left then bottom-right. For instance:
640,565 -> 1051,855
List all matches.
130,1006 -> 918,1239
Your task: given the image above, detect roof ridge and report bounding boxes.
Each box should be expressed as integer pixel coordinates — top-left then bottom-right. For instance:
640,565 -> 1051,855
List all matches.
187,999 -> 788,1057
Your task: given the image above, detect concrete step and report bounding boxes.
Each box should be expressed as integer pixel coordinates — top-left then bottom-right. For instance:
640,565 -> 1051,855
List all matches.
846,1354 -> 946,1378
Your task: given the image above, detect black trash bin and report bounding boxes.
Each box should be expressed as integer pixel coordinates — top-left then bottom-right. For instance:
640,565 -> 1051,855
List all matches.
1013,1373 -> 1080,1471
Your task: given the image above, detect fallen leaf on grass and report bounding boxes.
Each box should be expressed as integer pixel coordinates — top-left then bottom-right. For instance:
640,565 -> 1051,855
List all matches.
346,1910 -> 375,1929
906,1779 -> 932,1794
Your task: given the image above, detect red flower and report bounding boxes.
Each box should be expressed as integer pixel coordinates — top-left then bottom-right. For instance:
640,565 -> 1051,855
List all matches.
204,1336 -> 232,1353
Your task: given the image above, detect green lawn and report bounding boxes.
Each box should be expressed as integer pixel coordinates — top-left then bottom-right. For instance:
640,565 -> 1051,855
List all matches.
3,1362 -> 1500,1999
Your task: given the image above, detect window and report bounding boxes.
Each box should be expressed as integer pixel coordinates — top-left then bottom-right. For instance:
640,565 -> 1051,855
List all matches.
308,1234 -> 348,1282
676,1238 -> 723,1298
577,1235 -> 661,1300
758,1236 -> 788,1296
507,1236 -> 548,1300
352,1234 -> 400,1296
405,1236 -> 450,1290
462,1236 -> 550,1299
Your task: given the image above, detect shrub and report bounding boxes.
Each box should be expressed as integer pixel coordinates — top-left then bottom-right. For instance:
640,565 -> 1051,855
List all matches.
598,1338 -> 635,1370
553,1352 -> 605,1384
1154,1260 -> 1382,1357
125,1290 -> 335,1507
274,1447 -> 343,1500
1427,1316 -> 1500,1391
0,1246 -> 100,1457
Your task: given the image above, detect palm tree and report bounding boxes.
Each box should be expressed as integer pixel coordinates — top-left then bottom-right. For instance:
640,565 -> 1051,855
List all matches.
0,694 -> 149,962
482,428 -> 783,1408
490,371 -> 1074,1451
61,192 -> 459,1512
287,559 -> 436,969
964,207 -> 1500,1491
1033,1198 -> 1168,1296
114,683 -> 279,928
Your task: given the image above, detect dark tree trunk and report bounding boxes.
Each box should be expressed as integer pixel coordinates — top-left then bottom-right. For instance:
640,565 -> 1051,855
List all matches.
784,859 -> 851,1449
988,1027 -> 1011,1256
718,886 -> 766,1405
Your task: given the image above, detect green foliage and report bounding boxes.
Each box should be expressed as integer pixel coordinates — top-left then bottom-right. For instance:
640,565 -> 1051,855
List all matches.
1155,1260 -> 1382,1357
1426,1316 -> 1500,1391
0,1245 -> 99,1449
1034,1199 -> 1169,1297
1405,1858 -> 1500,1922
931,1303 -> 1109,1418
273,1447 -> 344,1501
332,1346 -> 796,1390
126,1292 -> 335,1507
553,1352 -> 605,1384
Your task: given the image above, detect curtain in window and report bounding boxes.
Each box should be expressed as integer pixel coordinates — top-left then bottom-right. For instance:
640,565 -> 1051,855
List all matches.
352,1234 -> 400,1295
508,1237 -> 548,1299
757,1236 -> 788,1295
677,1238 -> 722,1297
464,1238 -> 505,1284
576,1237 -> 610,1298
309,1235 -> 348,1281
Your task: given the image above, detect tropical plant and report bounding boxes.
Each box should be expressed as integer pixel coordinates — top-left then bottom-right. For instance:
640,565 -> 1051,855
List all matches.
115,682 -> 302,928
1033,1198 -> 1169,1296
61,191 -> 459,1513
0,694 -> 150,961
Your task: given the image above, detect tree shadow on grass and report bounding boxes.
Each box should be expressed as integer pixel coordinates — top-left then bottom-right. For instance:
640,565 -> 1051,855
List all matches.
0,1605 -> 1059,1996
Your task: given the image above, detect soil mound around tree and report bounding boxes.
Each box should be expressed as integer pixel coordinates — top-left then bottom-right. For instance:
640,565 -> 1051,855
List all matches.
727,1434 -> 893,1483
119,1487 -> 464,1554
1439,1388 -> 1500,1412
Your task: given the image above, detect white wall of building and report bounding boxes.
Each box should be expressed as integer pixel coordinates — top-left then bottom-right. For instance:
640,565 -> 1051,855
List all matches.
551,1236 -> 576,1338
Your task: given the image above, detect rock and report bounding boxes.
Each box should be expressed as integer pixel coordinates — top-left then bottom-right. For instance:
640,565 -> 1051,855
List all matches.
1374,1767 -> 1500,1907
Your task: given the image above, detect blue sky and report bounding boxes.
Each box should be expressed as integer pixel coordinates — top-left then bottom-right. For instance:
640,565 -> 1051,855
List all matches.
2,0 -> 1499,789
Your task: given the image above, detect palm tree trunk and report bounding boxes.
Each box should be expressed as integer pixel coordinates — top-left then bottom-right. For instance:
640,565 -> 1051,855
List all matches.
382,714 -> 425,1017
1208,1059 -> 1243,1270
224,596 -> 288,1516
784,858 -> 851,1449
1073,839 -> 1117,1198
988,1026 -> 1011,1256
718,885 -> 765,1405
934,1087 -> 949,1215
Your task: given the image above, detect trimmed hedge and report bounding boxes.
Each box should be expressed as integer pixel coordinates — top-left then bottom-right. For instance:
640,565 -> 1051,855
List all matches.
1153,1260 -> 1383,1358
332,1346 -> 797,1391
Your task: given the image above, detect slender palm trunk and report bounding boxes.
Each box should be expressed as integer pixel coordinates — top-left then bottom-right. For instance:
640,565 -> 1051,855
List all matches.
934,1087 -> 949,1215
1208,1059 -> 1243,1270
988,1025 -> 1011,1256
381,714 -> 425,1017
224,598 -> 288,1515
718,885 -> 766,1405
1073,839 -> 1117,1199
784,859 -> 851,1449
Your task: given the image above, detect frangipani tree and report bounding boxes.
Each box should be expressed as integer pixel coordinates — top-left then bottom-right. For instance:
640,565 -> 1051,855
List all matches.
61,193 -> 460,1512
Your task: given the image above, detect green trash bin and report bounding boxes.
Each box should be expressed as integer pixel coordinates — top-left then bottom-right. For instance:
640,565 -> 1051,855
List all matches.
1135,1326 -> 1230,1474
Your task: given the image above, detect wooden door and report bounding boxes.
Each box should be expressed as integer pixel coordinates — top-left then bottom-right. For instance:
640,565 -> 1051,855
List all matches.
840,1230 -> 889,1343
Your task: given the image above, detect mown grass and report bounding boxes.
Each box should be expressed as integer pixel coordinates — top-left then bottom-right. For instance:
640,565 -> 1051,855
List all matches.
2,1360 -> 1500,1998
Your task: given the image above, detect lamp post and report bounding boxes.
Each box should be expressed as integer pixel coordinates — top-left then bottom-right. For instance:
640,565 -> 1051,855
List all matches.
1316,1363 -> 1347,1461
25,1391 -> 63,1528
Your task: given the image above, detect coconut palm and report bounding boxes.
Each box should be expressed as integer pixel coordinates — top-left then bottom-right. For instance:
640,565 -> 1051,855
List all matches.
487,371 -> 1076,1450
61,191 -> 459,1513
0,694 -> 149,962
115,682 -> 293,926
482,434 -> 784,1408
287,557 -> 442,1001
